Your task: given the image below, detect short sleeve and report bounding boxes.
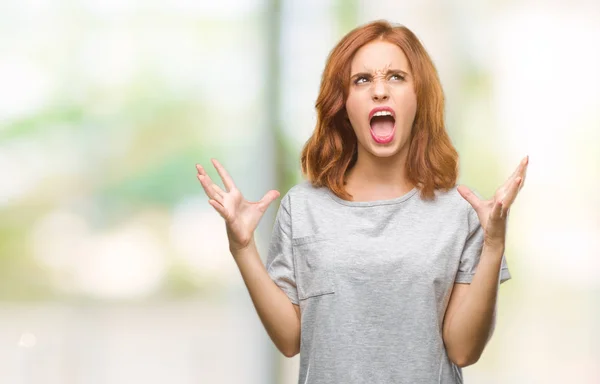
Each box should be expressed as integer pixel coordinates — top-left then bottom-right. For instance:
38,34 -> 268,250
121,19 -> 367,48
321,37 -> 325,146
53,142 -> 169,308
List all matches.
264,194 -> 299,305
455,204 -> 511,284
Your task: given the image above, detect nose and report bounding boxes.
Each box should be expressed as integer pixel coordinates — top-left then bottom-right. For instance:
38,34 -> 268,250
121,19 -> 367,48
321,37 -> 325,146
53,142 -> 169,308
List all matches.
371,79 -> 389,102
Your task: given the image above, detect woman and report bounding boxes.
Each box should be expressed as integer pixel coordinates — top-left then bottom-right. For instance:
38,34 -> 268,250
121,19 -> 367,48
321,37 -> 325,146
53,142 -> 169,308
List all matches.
196,20 -> 527,384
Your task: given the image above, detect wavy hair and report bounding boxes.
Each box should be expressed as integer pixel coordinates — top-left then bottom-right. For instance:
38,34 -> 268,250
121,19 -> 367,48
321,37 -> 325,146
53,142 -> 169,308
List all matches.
300,20 -> 459,201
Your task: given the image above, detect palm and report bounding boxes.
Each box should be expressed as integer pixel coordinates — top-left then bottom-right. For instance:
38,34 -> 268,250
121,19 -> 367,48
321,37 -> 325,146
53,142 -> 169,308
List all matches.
196,159 -> 280,252
223,192 -> 269,246
458,156 -> 529,248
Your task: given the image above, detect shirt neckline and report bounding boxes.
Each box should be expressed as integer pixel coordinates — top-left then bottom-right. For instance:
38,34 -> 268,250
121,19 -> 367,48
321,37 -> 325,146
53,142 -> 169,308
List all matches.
325,186 -> 419,207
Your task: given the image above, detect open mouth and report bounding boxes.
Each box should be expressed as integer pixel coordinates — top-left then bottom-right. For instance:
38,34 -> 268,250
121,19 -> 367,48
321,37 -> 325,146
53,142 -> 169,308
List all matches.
369,109 -> 396,144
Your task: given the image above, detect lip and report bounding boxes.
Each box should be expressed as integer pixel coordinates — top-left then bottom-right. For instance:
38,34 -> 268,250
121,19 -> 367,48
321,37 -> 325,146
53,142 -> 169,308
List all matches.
368,106 -> 396,121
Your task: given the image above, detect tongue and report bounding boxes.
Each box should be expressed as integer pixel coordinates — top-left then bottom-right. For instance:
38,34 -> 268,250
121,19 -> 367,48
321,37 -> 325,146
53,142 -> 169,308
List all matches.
370,116 -> 395,137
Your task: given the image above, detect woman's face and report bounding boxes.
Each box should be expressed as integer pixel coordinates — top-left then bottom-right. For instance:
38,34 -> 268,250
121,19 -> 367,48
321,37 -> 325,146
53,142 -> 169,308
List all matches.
345,40 -> 417,159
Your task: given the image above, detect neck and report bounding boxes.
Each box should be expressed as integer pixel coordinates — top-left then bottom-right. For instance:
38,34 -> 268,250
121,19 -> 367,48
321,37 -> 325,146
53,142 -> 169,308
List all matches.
343,145 -> 414,201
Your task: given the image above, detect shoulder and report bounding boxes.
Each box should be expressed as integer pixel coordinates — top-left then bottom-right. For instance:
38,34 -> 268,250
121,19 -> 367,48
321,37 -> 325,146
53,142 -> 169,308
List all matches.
274,181 -> 323,226
280,179 -> 332,209
277,180 -> 336,237
287,179 -> 323,195
436,185 -> 485,231
427,185 -> 470,210
424,185 -> 477,225
281,180 -> 333,214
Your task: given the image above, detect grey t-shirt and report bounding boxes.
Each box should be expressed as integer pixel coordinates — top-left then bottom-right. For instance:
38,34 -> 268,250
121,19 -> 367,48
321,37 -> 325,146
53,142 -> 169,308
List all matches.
265,180 -> 510,384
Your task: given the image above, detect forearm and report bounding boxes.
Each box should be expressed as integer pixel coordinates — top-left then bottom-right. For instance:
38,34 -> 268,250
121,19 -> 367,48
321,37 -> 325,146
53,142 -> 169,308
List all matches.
443,244 -> 504,366
233,238 -> 301,357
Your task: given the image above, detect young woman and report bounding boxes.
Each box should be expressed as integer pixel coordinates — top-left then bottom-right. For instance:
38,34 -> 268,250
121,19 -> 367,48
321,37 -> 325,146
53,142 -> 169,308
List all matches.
196,20 -> 527,384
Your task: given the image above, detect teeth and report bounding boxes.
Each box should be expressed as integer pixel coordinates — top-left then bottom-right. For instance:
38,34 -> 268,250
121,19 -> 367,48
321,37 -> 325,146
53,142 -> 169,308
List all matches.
372,111 -> 393,117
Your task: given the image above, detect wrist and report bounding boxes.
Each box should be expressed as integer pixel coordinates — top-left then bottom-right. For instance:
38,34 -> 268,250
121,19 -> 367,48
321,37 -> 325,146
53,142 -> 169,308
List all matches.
482,241 -> 505,257
483,233 -> 505,252
230,237 -> 257,259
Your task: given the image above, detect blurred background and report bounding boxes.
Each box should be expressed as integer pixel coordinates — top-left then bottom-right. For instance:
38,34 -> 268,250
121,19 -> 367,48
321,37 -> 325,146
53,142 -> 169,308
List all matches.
0,0 -> 598,383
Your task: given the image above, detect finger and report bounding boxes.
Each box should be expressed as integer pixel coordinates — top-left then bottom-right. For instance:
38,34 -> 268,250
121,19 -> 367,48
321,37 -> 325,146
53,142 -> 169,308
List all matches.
519,161 -> 528,191
511,156 -> 528,178
257,190 -> 280,212
198,164 -> 227,200
503,156 -> 528,189
197,174 -> 223,202
211,159 -> 236,192
491,198 -> 503,220
212,183 -> 225,197
457,185 -> 483,211
510,158 -> 526,178
196,164 -> 207,176
211,184 -> 225,204
501,176 -> 522,215
208,199 -> 229,220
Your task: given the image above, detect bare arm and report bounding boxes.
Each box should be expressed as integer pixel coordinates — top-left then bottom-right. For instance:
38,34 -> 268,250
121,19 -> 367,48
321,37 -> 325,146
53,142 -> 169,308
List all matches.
196,158 -> 300,358
233,239 -> 301,357
442,244 -> 504,367
448,156 -> 528,367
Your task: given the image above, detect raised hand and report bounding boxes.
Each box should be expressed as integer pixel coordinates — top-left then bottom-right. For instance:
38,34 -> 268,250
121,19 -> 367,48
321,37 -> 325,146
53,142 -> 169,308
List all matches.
196,159 -> 280,254
457,155 -> 529,249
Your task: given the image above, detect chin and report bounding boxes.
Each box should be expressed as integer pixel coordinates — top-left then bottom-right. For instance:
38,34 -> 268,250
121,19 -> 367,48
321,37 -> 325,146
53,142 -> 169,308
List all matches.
370,147 -> 401,158
365,140 -> 403,158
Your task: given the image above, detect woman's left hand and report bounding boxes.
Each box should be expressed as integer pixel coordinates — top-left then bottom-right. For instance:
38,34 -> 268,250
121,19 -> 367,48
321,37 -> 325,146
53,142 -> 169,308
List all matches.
457,155 -> 529,249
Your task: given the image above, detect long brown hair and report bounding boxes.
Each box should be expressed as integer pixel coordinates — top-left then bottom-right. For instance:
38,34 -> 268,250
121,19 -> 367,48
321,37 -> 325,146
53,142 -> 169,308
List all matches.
300,20 -> 458,201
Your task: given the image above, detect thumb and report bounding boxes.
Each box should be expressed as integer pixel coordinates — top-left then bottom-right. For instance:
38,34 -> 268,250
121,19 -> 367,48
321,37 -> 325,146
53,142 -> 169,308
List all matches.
257,190 -> 280,212
457,185 -> 482,211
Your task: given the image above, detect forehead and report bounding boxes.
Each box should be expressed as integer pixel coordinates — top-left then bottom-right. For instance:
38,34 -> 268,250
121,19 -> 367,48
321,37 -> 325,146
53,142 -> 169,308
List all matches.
350,40 -> 409,73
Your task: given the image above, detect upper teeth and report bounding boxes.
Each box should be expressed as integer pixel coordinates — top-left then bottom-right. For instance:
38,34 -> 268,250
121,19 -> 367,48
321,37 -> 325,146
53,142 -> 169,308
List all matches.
373,111 -> 393,117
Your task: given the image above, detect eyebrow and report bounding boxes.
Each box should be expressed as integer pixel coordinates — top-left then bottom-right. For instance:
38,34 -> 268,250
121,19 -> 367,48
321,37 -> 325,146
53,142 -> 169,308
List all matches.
350,68 -> 410,79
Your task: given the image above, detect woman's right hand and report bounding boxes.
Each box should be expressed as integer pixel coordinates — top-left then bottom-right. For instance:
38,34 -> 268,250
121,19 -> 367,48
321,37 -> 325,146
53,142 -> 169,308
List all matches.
196,159 -> 280,254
